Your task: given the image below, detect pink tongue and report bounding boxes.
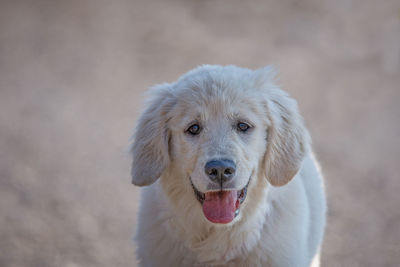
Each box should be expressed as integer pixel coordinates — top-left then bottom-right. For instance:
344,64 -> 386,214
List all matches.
202,191 -> 239,224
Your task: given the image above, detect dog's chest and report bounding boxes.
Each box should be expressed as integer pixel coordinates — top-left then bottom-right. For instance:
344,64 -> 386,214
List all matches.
165,219 -> 264,266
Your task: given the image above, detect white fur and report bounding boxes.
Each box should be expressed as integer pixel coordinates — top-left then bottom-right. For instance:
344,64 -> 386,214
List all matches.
131,65 -> 326,267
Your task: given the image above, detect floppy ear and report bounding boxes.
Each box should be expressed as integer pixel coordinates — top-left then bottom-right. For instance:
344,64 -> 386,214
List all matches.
130,84 -> 176,186
263,89 -> 310,187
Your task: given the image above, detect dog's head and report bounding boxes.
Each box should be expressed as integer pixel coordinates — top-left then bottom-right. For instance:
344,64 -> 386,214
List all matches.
131,65 -> 309,225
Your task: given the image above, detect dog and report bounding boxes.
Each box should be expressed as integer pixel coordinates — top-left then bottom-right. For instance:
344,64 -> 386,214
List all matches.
130,65 -> 326,267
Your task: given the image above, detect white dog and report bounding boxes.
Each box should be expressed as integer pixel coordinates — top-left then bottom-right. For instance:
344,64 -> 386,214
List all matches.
130,65 -> 326,267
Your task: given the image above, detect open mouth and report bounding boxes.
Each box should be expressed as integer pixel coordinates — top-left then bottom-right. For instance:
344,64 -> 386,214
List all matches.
190,179 -> 250,224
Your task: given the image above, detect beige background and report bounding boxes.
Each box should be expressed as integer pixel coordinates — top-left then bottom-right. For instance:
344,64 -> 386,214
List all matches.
1,0 -> 400,266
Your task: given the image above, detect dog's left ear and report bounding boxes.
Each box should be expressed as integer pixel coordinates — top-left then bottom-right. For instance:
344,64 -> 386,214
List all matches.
130,84 -> 176,186
263,88 -> 310,187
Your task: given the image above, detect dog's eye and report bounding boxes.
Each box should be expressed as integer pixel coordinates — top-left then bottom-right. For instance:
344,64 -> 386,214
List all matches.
237,122 -> 251,132
186,124 -> 201,135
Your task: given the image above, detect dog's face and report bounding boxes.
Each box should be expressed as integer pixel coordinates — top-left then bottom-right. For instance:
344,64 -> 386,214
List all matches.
131,65 -> 309,225
168,88 -> 269,223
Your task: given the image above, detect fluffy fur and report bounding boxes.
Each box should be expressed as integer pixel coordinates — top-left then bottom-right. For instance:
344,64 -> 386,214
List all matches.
130,65 -> 326,267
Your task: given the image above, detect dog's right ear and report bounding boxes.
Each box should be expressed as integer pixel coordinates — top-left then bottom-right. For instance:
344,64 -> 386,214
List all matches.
130,84 -> 176,186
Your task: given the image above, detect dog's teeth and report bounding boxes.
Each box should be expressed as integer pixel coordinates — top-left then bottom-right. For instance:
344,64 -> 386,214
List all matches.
235,209 -> 240,217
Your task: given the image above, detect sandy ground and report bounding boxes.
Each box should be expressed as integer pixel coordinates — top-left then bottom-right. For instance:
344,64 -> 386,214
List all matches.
1,0 -> 399,266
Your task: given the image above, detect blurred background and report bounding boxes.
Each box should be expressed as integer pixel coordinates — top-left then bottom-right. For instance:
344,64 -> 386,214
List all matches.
1,0 -> 399,266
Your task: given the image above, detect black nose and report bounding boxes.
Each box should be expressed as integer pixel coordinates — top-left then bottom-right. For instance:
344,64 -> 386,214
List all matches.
204,159 -> 236,184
